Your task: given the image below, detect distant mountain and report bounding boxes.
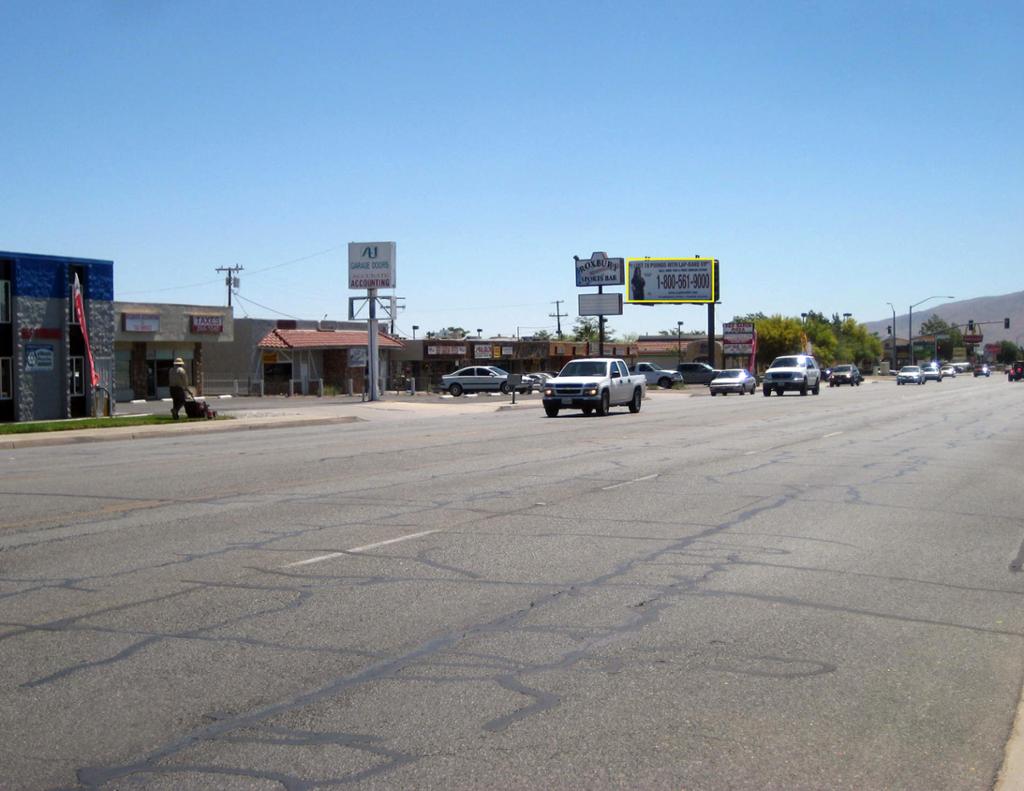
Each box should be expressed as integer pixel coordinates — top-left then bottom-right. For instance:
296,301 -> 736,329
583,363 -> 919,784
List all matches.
864,290 -> 1024,345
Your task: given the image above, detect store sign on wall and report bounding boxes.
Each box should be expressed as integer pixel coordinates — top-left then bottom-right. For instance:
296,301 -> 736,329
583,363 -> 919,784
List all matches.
427,345 -> 467,356
191,315 -> 224,334
123,313 -> 160,332
25,344 -> 55,371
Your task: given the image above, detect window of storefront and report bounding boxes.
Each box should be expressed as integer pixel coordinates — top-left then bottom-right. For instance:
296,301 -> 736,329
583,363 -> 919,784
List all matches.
114,349 -> 131,393
70,356 -> 84,396
0,357 -> 11,398
0,280 -> 10,323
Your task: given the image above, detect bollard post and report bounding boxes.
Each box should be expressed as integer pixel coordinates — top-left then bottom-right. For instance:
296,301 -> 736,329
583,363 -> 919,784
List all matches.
347,378 -> 354,397
410,377 -> 416,396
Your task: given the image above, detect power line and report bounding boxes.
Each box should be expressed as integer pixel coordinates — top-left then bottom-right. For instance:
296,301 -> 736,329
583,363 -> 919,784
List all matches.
231,292 -> 301,320
215,264 -> 244,307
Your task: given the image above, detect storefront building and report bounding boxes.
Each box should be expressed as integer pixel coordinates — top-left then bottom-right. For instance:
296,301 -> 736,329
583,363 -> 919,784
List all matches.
0,251 -> 114,422
113,303 -> 234,401
256,327 -> 403,395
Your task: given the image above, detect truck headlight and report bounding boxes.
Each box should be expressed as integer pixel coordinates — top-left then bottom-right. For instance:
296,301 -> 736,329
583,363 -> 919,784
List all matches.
544,387 -> 555,396
585,388 -> 598,396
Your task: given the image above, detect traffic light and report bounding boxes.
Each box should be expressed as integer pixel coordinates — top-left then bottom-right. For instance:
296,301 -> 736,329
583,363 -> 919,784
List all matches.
1006,318 -> 1011,329
887,325 -> 892,335
968,320 -> 975,332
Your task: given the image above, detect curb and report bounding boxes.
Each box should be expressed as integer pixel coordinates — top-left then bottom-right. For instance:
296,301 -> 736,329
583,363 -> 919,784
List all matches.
1,416 -> 363,450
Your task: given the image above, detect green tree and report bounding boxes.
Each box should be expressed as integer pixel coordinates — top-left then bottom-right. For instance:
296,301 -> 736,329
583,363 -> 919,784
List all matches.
918,314 -> 963,360
752,315 -> 805,366
803,313 -> 838,365
835,318 -> 884,367
997,340 -> 1021,365
572,317 -> 600,341
617,331 -> 639,344
531,329 -> 552,340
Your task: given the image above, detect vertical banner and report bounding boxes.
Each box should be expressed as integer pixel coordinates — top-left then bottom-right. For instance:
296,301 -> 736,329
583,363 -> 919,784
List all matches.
73,274 -> 100,387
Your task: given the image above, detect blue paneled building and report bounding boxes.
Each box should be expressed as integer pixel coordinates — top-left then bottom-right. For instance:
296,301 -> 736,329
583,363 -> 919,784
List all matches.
0,251 -> 114,421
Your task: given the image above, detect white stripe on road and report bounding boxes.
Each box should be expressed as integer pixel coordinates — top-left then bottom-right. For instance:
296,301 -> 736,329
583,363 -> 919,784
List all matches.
823,431 -> 843,438
602,473 -> 659,490
283,530 -> 440,567
744,450 -> 757,455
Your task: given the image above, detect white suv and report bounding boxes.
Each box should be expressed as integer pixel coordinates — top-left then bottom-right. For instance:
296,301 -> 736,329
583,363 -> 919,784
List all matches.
762,354 -> 822,397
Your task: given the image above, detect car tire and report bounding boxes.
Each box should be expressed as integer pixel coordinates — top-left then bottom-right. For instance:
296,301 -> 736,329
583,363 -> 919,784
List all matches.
543,404 -> 559,418
448,383 -> 463,397
628,389 -> 642,413
800,379 -> 808,396
596,390 -> 610,416
658,377 -> 671,389
500,381 -> 512,394
813,380 -> 820,395
711,391 -> 717,396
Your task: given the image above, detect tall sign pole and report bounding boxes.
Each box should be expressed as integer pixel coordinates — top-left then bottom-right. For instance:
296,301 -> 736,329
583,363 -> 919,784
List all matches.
574,252 -> 624,358
349,242 -> 396,402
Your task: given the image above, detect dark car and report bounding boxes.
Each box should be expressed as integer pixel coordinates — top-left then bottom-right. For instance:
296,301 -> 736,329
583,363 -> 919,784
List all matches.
676,361 -> 719,385
829,364 -> 862,387
973,363 -> 991,378
1010,361 -> 1024,382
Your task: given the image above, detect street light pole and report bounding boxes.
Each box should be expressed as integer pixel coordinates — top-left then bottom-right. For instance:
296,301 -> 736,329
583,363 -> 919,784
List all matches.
677,321 -> 684,366
886,302 -> 897,369
908,296 -> 955,365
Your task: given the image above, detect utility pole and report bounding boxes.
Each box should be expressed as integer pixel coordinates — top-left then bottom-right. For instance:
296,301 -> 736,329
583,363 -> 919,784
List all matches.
215,265 -> 244,307
549,300 -> 568,339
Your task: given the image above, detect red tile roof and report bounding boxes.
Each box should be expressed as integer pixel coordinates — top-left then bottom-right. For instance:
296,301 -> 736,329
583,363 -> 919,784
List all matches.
257,328 -> 403,350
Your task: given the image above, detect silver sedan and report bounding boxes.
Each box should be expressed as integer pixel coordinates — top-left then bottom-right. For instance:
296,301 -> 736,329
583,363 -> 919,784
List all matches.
710,368 -> 757,396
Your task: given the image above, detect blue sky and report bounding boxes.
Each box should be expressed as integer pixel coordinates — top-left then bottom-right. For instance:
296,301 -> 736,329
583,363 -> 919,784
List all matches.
2,1 -> 1021,338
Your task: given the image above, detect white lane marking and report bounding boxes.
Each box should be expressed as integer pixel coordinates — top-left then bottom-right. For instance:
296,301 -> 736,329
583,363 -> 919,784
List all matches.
744,450 -> 757,455
602,473 -> 659,491
823,431 -> 843,438
283,530 -> 440,567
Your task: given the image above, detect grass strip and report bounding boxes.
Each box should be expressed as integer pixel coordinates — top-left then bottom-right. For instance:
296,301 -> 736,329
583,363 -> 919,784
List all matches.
0,415 -> 232,435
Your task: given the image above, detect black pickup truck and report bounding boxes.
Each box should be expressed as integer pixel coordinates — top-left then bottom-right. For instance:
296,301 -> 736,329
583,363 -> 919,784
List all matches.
676,362 -> 719,385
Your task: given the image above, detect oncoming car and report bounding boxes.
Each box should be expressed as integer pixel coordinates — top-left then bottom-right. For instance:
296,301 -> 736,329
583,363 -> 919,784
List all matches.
710,368 -> 756,396
896,365 -> 925,385
762,354 -> 822,397
829,364 -> 862,386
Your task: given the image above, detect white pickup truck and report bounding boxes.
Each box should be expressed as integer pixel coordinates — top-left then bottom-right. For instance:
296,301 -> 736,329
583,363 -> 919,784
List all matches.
541,358 -> 646,417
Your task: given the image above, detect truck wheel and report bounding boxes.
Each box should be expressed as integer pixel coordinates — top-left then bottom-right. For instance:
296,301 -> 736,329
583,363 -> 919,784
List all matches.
543,404 -> 559,418
800,379 -> 808,396
628,389 -> 642,413
813,379 -> 820,395
596,390 -> 610,416
711,391 -> 717,396
658,377 -> 671,389
448,383 -> 463,397
763,386 -> 771,397
581,407 -> 593,415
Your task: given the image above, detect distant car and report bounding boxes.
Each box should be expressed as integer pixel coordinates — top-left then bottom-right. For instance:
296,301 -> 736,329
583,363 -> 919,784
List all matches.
709,368 -> 757,396
896,365 -> 925,385
676,362 -> 719,385
920,362 -> 943,382
1010,361 -> 1024,382
940,364 -> 957,378
973,363 -> 990,378
441,366 -> 531,396
829,364 -> 862,387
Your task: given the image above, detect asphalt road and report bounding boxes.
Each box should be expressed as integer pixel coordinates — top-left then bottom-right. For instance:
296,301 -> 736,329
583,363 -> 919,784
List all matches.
2,376 -> 1023,790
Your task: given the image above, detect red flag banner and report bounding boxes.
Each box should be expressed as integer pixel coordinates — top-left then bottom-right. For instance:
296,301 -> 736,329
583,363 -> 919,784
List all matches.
73,274 -> 100,387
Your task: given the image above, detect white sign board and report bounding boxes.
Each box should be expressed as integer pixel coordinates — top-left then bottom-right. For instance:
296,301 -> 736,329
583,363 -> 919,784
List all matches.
722,321 -> 754,340
348,347 -> 368,367
348,242 -> 397,290
578,292 -> 623,316
723,344 -> 753,355
474,345 -> 493,359
626,258 -> 716,303
575,252 -> 625,287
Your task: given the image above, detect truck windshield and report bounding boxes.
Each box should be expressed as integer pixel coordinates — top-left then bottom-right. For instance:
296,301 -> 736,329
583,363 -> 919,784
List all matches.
559,361 -> 608,377
772,357 -> 801,368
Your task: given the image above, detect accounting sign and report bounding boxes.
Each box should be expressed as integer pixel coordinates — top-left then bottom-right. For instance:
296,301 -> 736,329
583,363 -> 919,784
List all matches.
348,242 -> 397,290
626,258 -> 717,304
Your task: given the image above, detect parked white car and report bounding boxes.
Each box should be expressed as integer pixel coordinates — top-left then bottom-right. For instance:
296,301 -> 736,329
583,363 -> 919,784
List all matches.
630,362 -> 683,388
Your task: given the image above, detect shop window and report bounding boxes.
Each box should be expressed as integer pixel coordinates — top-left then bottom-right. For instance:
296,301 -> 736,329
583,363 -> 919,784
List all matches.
70,356 -> 85,396
0,280 -> 10,323
0,357 -> 11,399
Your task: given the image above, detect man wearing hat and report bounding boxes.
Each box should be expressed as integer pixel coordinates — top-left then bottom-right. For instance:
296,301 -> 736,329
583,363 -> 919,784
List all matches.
168,357 -> 189,420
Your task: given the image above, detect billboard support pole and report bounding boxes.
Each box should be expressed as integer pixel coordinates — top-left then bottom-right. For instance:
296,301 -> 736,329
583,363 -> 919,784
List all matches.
707,301 -> 716,369
597,285 -> 605,357
368,288 -> 380,401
